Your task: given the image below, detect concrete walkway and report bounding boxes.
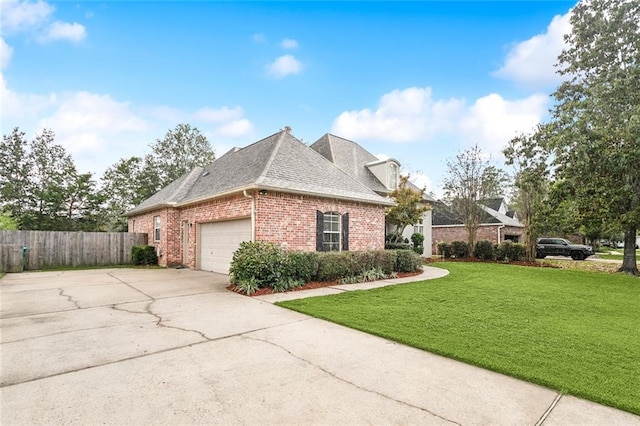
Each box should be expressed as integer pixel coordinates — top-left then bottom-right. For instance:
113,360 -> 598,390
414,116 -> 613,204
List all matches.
1,267 -> 638,425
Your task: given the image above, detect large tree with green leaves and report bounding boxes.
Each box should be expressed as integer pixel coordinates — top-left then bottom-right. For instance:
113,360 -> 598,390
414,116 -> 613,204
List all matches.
443,144 -> 506,252
504,126 -> 552,261
149,123 -> 215,188
0,128 -> 32,225
0,127 -> 102,231
548,0 -> 639,274
100,157 -> 148,231
386,176 -> 429,241
98,123 -> 215,231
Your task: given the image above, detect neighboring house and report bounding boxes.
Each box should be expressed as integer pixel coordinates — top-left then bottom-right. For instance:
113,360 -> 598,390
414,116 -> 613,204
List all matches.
310,134 -> 434,256
126,128 -> 421,273
431,197 -> 524,253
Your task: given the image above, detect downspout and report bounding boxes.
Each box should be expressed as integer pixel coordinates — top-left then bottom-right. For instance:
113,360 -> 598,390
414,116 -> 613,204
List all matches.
497,224 -> 506,243
243,190 -> 256,241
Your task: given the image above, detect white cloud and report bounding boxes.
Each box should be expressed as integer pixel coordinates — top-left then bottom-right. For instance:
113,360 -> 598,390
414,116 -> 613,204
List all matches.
39,21 -> 86,43
332,87 -> 465,143
493,12 -> 571,87
281,38 -> 299,49
266,54 -> 303,79
331,86 -> 548,156
0,38 -> 13,68
460,93 -> 547,154
253,33 -> 266,43
214,119 -> 254,138
0,0 -> 54,34
1,72 -> 57,119
194,106 -> 244,123
409,171 -> 432,193
38,92 -> 147,155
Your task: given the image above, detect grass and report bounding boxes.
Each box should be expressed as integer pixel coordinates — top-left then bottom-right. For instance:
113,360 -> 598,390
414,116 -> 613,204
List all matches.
277,262 -> 640,414
596,250 -> 640,261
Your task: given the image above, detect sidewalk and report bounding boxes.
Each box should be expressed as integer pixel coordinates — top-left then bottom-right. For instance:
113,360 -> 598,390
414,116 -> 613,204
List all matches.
255,265 -> 640,425
255,265 -> 450,303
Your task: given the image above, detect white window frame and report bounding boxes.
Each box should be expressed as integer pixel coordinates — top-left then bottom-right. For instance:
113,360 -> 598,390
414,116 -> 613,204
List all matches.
153,216 -> 161,242
322,212 -> 341,252
389,163 -> 398,190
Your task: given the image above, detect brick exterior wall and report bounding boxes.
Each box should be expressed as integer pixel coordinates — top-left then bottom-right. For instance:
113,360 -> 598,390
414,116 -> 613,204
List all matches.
432,224 -> 524,254
128,191 -> 386,269
255,192 -> 385,252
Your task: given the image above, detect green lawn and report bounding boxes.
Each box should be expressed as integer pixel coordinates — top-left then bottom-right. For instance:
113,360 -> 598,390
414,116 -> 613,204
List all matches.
277,262 -> 640,415
596,250 -> 640,260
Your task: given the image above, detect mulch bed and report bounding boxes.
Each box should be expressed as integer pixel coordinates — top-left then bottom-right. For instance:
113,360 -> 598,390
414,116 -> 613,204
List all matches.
227,270 -> 424,297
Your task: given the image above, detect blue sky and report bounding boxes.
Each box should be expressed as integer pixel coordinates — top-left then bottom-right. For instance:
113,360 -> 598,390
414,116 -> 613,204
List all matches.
1,0 -> 576,197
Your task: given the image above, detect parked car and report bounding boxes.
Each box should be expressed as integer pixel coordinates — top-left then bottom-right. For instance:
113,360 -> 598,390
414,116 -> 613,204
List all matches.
536,238 -> 595,260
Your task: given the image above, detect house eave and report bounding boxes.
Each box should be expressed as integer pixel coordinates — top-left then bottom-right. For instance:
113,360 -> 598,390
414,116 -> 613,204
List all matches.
432,223 -> 524,228
124,202 -> 177,217
128,185 -> 395,215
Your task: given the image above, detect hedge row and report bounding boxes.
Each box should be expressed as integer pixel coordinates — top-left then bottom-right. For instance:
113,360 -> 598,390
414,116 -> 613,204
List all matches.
229,241 -> 422,295
436,240 -> 526,262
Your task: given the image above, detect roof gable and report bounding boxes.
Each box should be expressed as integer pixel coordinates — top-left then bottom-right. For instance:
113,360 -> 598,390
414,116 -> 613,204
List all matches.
310,134 -> 390,194
432,200 -> 522,227
127,130 -> 392,215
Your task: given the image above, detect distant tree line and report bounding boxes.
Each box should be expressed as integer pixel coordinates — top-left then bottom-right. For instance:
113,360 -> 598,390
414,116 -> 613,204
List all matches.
0,123 -> 215,232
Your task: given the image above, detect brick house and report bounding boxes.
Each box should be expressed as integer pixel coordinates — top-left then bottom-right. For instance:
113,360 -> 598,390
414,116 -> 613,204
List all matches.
126,129 -> 426,273
431,198 -> 524,254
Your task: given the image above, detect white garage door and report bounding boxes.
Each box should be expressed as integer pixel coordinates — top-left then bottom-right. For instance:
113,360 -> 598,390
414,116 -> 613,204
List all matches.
199,219 -> 251,274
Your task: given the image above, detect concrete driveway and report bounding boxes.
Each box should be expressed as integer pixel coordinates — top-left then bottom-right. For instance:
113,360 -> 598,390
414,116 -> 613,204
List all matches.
1,268 -> 638,425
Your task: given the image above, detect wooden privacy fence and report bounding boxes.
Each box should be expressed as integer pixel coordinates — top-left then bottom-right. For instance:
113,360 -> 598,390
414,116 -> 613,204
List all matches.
0,231 -> 148,272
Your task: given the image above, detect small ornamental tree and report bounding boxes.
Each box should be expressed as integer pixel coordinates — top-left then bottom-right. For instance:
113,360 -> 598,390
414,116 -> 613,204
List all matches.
386,176 -> 429,242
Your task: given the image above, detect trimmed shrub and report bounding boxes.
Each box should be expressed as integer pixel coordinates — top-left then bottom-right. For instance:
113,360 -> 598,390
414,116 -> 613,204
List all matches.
283,251 -> 319,283
385,241 -> 412,250
411,233 -> 424,256
495,241 -> 526,262
315,252 -> 354,282
451,240 -> 470,258
132,245 -> 158,265
395,249 -> 422,272
437,242 -> 452,258
473,240 -> 495,260
229,241 -> 286,288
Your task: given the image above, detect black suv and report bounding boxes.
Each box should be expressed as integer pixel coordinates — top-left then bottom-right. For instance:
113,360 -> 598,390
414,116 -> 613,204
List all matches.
536,238 -> 595,260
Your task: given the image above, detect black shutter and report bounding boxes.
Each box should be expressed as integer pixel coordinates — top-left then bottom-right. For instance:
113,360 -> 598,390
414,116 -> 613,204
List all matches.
316,211 -> 324,251
342,213 -> 349,251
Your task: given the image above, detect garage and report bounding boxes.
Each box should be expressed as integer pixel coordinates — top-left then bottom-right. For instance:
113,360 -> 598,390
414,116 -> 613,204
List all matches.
199,219 -> 252,274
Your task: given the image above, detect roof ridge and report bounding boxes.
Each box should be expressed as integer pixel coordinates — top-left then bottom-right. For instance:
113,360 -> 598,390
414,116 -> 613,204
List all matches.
302,139 -> 392,200
256,130 -> 287,184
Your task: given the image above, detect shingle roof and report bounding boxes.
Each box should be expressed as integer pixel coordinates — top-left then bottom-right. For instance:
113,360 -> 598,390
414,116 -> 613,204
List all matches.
480,197 -> 505,212
126,130 -> 393,216
311,134 -> 390,194
432,200 -> 523,227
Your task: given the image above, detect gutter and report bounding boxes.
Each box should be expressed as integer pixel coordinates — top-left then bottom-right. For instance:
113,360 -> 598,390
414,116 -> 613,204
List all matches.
126,184 -> 395,217
243,190 -> 256,242
497,224 -> 506,243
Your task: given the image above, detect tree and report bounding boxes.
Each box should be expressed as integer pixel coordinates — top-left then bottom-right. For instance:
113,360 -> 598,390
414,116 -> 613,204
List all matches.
149,123 -> 215,188
386,176 -> 428,241
98,124 -> 216,230
0,212 -> 18,230
100,157 -> 147,231
0,128 -> 32,225
443,144 -> 506,252
548,0 -> 639,274
504,126 -> 552,261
